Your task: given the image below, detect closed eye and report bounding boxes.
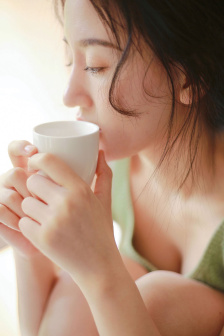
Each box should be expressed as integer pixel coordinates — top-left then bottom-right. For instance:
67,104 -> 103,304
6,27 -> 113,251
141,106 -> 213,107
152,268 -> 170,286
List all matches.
84,66 -> 107,75
62,39 -> 108,75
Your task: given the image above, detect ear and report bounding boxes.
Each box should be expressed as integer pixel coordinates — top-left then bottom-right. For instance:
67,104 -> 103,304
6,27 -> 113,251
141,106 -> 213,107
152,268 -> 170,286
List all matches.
178,73 -> 205,105
179,77 -> 192,105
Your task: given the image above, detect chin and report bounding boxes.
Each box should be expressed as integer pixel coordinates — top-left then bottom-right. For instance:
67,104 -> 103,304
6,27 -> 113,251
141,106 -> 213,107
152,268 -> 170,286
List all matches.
101,148 -> 129,163
99,139 -> 132,163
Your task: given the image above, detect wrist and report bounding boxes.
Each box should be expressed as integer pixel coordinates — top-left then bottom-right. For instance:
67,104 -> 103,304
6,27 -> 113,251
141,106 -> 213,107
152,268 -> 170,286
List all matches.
13,249 -> 58,273
74,250 -> 131,300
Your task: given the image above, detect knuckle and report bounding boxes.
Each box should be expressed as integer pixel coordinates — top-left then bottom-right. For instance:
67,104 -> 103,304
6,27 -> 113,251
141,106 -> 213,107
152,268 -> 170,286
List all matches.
5,168 -> 15,181
59,193 -> 75,214
42,225 -> 60,246
40,153 -> 53,165
12,167 -> 26,180
71,185 -> 91,210
53,193 -> 78,220
0,172 -> 9,187
26,174 -> 36,189
6,167 -> 25,184
8,140 -> 28,155
7,190 -> 20,204
60,185 -> 90,208
77,184 -> 90,199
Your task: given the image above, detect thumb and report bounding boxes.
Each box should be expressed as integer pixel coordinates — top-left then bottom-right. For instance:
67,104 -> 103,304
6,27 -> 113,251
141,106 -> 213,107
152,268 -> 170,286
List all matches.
94,150 -> 113,211
8,140 -> 38,169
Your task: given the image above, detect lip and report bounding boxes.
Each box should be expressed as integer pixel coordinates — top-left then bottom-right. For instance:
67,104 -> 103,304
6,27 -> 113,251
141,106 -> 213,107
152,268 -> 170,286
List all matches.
77,117 -> 102,132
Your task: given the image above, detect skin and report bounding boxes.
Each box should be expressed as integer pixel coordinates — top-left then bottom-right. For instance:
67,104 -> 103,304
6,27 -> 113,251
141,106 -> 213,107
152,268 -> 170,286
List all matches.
63,0 -> 175,163
0,0 -> 224,335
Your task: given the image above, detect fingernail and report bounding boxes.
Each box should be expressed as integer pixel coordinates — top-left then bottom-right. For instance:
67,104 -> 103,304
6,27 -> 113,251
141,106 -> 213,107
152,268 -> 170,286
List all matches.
24,145 -> 35,154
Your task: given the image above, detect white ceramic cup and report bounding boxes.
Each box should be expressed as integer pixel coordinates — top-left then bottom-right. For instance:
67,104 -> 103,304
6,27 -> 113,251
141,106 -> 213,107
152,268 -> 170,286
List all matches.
33,121 -> 99,185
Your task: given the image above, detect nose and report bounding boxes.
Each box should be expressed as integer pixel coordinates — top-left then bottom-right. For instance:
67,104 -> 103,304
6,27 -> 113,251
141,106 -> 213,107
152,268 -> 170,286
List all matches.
63,68 -> 93,108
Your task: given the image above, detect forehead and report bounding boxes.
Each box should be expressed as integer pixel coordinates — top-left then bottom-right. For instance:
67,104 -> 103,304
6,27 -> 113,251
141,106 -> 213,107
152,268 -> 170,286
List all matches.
64,0 -> 110,40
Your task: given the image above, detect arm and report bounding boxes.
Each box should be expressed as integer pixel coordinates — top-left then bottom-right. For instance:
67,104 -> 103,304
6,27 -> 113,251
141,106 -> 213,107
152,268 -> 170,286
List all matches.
79,260 -> 161,336
0,140 -> 58,336
18,151 -> 161,335
14,251 -> 58,336
1,141 -> 58,335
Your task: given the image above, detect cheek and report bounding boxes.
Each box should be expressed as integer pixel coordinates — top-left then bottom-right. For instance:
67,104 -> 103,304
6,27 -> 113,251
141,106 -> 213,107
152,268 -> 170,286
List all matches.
98,102 -> 172,162
96,61 -> 172,161
116,58 -> 171,110
97,115 -> 131,160
144,63 -> 172,102
113,74 -> 144,111
99,116 -> 151,161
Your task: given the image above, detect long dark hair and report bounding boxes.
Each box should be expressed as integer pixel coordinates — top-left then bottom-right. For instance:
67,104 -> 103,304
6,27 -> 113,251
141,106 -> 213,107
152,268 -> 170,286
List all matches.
54,0 -> 224,190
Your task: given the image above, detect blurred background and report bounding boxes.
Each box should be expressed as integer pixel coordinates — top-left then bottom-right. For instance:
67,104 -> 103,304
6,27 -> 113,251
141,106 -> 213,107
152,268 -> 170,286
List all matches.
0,0 -> 75,175
0,0 -> 75,334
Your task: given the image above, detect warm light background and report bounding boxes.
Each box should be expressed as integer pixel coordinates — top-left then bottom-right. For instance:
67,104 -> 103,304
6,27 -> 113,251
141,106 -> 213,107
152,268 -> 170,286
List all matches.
0,1 -> 74,335
0,0 -> 74,175
0,2 -> 121,335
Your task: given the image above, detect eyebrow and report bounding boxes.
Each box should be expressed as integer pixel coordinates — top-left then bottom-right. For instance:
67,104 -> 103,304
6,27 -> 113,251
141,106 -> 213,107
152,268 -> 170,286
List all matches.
63,37 -> 123,52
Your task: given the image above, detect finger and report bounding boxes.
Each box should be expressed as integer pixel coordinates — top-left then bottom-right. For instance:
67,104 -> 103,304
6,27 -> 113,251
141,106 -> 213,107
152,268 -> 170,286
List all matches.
28,153 -> 85,190
0,223 -> 40,256
22,197 -> 49,224
94,151 -> 113,211
0,204 -> 20,231
4,168 -> 31,199
26,173 -> 62,205
8,140 -> 38,169
19,217 -> 41,248
0,223 -> 22,245
0,188 -> 25,218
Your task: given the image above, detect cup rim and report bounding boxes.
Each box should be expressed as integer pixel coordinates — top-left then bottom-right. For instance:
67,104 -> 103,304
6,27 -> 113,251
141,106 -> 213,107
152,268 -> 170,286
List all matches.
33,120 -> 99,138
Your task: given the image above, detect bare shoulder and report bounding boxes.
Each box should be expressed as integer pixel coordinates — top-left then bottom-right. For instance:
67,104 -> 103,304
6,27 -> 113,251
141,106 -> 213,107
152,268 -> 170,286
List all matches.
136,270 -> 224,336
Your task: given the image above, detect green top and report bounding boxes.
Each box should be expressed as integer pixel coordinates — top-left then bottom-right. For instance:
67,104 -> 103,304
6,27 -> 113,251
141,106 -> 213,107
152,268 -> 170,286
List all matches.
112,158 -> 224,293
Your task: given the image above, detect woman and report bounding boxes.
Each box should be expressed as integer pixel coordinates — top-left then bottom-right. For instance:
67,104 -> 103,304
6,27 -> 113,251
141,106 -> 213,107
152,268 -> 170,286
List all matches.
0,0 -> 224,335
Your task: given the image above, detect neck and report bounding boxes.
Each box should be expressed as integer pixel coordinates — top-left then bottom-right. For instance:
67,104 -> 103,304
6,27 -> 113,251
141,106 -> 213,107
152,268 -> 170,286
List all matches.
137,125 -> 224,200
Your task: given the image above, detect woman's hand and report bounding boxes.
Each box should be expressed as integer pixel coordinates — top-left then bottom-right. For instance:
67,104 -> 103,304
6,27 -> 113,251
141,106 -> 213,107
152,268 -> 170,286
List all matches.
0,140 -> 41,258
19,150 -> 120,289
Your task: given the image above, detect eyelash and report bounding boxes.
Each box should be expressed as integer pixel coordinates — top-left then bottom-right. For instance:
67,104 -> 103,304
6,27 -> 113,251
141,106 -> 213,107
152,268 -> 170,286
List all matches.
84,66 -> 107,75
65,61 -> 106,77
